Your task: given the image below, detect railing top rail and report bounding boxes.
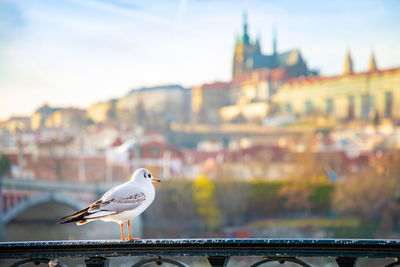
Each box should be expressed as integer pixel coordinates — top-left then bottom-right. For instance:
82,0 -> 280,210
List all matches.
1,238 -> 399,259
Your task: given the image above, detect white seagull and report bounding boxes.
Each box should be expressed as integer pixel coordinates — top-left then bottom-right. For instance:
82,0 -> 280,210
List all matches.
59,168 -> 160,240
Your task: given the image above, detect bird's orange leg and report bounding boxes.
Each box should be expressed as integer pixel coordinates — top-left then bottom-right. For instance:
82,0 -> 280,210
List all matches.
120,222 -> 126,241
127,220 -> 140,241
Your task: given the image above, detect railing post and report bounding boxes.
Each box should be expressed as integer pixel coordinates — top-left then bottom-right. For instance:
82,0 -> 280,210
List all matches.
85,257 -> 110,267
336,257 -> 357,267
207,256 -> 229,267
0,176 -> 5,241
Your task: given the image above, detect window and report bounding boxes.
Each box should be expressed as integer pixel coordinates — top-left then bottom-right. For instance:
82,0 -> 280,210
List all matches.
286,103 -> 293,113
361,94 -> 371,119
326,98 -> 334,113
305,100 -> 313,114
384,92 -> 393,118
347,96 -> 355,119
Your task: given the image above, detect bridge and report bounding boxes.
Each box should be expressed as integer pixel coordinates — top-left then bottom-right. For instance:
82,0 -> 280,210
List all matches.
0,177 -> 116,241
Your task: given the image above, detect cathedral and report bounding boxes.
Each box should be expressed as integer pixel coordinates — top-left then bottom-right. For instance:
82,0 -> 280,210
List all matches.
217,13 -> 313,123
232,12 -> 310,79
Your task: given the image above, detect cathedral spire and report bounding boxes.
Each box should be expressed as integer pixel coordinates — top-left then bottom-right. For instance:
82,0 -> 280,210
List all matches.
344,50 -> 354,75
242,10 -> 250,45
256,32 -> 261,45
273,27 -> 277,55
368,51 -> 377,72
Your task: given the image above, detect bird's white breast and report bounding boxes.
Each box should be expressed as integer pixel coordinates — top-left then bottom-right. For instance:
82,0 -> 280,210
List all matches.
101,182 -> 155,224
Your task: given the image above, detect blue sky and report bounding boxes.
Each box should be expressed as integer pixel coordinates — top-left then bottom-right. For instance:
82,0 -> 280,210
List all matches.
0,0 -> 399,119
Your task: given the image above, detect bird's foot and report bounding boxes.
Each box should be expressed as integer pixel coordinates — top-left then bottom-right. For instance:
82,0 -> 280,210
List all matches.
127,237 -> 141,241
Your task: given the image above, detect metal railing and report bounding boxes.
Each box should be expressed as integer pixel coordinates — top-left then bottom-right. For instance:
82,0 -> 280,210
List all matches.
0,238 -> 400,267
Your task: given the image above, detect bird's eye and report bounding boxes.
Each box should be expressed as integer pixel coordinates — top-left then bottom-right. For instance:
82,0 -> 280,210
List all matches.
147,173 -> 151,178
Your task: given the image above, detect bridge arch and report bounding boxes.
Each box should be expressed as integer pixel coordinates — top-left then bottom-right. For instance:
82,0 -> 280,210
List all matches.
3,192 -> 86,224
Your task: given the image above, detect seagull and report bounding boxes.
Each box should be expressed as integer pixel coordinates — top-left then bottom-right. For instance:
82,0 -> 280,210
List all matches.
59,168 -> 160,240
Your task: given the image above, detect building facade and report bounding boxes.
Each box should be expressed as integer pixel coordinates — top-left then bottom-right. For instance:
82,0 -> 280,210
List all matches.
31,104 -> 88,131
31,104 -> 56,131
221,68 -> 293,123
44,108 -> 87,130
273,52 -> 400,120
117,85 -> 191,127
5,117 -> 31,133
192,81 -> 231,124
87,99 -> 118,124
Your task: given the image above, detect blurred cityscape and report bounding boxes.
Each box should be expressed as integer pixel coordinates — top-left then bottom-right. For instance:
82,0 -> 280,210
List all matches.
1,11 -> 400,245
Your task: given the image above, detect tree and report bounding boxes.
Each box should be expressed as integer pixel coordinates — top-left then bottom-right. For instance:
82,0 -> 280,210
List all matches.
192,174 -> 223,232
215,180 -> 249,226
278,174 -> 332,213
143,181 -> 198,238
247,180 -> 284,218
332,168 -> 397,220
309,183 -> 334,213
0,154 -> 11,177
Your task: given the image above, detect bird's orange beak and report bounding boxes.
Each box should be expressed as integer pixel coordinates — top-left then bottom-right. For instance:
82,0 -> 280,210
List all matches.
152,178 -> 161,183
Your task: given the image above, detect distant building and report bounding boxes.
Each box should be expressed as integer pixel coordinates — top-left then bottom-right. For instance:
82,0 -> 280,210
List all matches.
31,104 -> 56,130
87,99 -> 118,124
5,116 -> 31,133
44,108 -> 87,130
221,68 -> 292,123
117,85 -> 191,128
192,81 -> 231,124
69,124 -> 122,154
182,143 -> 291,180
273,52 -> 400,120
31,104 -> 87,131
106,134 -> 183,180
232,12 -> 310,79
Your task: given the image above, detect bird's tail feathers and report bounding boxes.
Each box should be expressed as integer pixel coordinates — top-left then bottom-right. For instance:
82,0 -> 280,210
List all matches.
59,208 -> 116,225
58,207 -> 89,224
77,219 -> 94,225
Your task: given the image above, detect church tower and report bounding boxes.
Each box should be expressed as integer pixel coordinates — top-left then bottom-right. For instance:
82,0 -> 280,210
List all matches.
242,11 -> 250,45
344,50 -> 354,75
368,51 -> 377,72
272,27 -> 277,56
232,11 -> 261,77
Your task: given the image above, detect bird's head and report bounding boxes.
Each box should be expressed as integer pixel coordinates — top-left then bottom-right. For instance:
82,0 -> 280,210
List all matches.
131,168 -> 161,183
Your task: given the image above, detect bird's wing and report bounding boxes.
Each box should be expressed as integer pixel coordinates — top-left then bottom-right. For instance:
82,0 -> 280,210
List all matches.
100,181 -> 129,200
87,182 -> 146,215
